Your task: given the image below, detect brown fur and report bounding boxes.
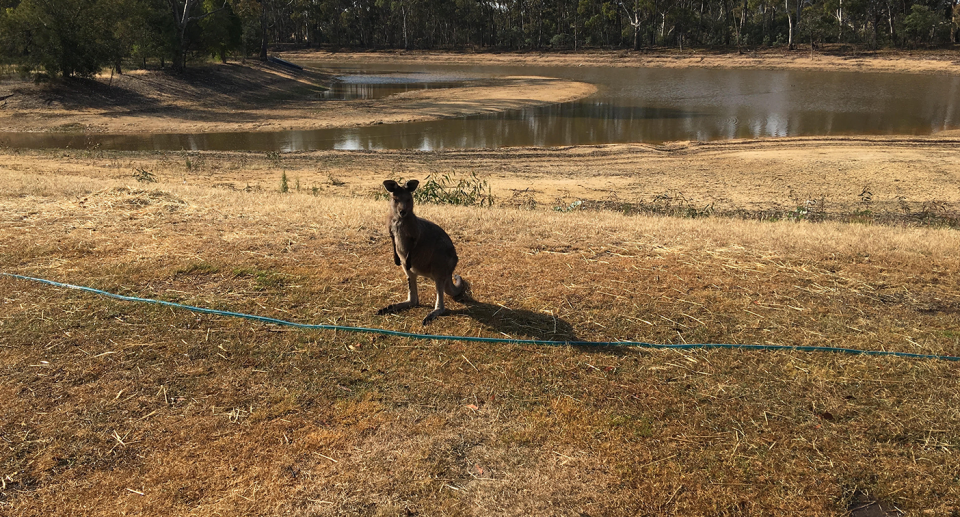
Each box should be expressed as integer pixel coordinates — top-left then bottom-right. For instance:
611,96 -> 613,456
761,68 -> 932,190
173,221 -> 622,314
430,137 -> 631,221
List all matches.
377,179 -> 467,325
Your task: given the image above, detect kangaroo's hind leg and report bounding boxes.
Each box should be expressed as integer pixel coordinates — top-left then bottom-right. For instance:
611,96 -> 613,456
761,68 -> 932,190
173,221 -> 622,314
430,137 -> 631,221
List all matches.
421,277 -> 448,325
377,270 -> 419,315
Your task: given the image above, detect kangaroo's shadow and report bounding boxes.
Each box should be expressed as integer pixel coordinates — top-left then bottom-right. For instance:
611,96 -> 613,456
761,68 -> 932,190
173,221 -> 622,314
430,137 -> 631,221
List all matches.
448,295 -> 646,357
447,296 -> 580,343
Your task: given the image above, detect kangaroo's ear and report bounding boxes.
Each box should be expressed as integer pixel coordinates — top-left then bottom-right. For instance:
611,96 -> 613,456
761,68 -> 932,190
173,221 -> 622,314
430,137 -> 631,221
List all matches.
383,180 -> 399,192
405,180 -> 420,192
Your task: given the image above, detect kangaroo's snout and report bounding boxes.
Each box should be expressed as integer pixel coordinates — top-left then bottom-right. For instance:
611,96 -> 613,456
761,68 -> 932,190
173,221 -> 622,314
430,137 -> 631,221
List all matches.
392,196 -> 413,219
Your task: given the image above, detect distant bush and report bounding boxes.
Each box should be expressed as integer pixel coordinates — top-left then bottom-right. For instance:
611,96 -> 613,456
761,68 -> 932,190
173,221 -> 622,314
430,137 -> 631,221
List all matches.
414,173 -> 495,207
377,173 -> 494,208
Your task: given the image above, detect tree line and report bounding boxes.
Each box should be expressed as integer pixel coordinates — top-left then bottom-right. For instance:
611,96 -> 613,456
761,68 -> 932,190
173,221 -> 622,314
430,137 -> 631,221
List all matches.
1,0 -> 958,78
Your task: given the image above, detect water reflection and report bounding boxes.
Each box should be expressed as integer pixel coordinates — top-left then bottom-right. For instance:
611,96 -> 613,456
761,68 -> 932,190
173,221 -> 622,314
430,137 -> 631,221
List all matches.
320,73 -> 475,100
2,64 -> 959,151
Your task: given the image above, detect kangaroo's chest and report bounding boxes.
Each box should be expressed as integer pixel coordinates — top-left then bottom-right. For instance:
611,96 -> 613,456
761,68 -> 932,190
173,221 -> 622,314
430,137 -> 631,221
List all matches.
390,220 -> 420,257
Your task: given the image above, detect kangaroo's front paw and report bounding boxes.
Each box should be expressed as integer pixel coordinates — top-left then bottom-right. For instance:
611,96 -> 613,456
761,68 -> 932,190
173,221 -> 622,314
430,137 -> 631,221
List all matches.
422,309 -> 444,325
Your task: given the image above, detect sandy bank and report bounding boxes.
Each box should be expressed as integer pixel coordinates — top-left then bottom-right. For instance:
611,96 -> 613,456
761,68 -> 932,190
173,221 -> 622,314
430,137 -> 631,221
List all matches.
0,62 -> 595,135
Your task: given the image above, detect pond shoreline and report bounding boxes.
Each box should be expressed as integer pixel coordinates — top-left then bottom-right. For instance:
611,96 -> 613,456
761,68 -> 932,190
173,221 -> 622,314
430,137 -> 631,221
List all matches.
0,60 -> 596,136
1,49 -> 958,137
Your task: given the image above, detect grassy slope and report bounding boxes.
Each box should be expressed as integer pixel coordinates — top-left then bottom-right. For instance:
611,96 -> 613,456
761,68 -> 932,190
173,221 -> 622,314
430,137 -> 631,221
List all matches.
1,149 -> 959,516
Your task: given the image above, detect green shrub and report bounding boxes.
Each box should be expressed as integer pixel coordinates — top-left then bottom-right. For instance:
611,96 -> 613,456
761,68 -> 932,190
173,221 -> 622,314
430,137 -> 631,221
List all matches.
413,172 -> 494,207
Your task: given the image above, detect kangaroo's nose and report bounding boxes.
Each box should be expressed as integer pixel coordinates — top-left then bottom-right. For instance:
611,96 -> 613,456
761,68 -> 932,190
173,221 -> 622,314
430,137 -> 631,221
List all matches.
399,209 -> 408,217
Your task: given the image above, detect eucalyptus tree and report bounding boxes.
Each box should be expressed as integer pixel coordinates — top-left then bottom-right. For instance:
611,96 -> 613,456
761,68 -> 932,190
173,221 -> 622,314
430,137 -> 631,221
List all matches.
953,0 -> 959,42
665,0 -> 696,49
802,0 -> 837,48
579,0 -> 622,47
200,0 -> 242,61
228,0 -> 263,57
903,3 -> 949,45
861,0 -> 889,46
377,0 -> 411,48
118,0 -> 178,69
618,0 -> 654,49
165,0 -> 235,70
784,0 -> 796,48
0,0 -> 123,77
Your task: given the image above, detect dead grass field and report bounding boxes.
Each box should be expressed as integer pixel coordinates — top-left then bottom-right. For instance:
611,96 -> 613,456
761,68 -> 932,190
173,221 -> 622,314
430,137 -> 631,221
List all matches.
2,143 -> 960,516
2,50 -> 960,516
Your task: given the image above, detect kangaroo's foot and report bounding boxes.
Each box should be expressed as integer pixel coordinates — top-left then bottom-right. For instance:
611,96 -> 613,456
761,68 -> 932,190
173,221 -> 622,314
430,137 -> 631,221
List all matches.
422,308 -> 446,325
377,301 -> 417,315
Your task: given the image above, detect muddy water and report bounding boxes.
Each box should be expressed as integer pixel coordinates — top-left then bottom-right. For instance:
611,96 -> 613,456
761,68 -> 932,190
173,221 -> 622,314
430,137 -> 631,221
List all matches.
4,63 -> 959,151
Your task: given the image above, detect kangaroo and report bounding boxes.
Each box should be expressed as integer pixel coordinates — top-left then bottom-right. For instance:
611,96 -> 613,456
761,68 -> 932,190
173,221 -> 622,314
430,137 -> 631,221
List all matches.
377,179 -> 468,325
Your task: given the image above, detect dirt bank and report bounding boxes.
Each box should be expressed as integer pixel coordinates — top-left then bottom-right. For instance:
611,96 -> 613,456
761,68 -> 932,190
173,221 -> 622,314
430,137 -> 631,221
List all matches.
0,60 -> 595,134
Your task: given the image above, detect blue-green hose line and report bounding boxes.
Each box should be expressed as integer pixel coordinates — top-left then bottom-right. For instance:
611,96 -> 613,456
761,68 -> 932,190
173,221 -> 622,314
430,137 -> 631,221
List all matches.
3,272 -> 959,362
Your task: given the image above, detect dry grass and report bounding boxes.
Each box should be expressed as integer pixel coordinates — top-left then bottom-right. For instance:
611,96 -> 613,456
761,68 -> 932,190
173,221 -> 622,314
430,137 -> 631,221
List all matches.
8,137 -> 960,223
2,146 -> 960,516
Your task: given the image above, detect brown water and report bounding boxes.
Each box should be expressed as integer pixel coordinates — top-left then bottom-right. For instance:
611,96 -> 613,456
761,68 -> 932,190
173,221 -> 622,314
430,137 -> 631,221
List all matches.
3,63 -> 958,151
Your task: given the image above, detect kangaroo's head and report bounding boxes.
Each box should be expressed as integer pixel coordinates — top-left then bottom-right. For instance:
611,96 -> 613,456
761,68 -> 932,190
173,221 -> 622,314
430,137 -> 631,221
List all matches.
383,180 -> 420,220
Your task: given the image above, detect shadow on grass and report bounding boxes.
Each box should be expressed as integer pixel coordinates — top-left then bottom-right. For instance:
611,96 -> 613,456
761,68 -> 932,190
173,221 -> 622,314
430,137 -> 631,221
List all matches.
448,296 -> 580,343
382,291 -> 641,355
448,295 -> 650,357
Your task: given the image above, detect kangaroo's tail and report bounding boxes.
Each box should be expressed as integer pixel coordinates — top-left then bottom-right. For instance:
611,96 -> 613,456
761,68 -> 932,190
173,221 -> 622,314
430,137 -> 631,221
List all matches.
446,274 -> 469,301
